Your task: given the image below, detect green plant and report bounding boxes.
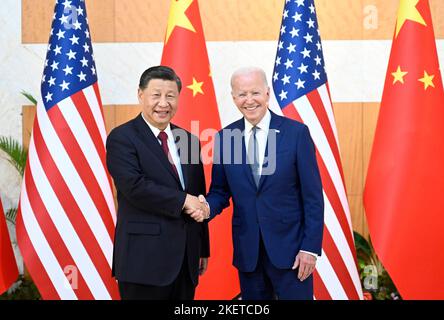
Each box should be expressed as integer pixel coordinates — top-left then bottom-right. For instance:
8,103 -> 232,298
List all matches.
0,275 -> 40,300
0,97 -> 30,223
20,90 -> 37,105
5,207 -> 17,225
0,136 -> 27,178
354,231 -> 401,300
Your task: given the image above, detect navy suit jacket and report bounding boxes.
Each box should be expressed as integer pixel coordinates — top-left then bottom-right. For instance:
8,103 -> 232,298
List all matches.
206,110 -> 324,272
106,114 -> 209,287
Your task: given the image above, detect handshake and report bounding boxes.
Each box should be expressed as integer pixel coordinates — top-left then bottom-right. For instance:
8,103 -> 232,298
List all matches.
183,194 -> 209,223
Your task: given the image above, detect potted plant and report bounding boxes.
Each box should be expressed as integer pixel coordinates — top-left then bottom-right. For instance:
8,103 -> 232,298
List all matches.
0,92 -> 41,300
354,231 -> 401,300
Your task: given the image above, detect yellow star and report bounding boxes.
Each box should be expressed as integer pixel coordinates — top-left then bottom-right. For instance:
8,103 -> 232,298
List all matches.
418,71 -> 435,90
187,78 -> 204,97
165,0 -> 196,44
395,0 -> 426,38
392,65 -> 408,84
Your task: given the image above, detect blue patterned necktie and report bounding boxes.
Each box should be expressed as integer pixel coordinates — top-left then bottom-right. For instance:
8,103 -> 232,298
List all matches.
248,126 -> 260,187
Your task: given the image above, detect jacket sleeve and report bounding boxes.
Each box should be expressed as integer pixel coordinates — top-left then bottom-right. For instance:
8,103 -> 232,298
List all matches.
296,125 -> 325,256
206,131 -> 232,219
106,128 -> 186,219
197,140 -> 210,258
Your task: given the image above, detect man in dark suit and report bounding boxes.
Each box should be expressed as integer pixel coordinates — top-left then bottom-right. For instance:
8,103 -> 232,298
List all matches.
197,67 -> 324,300
106,66 -> 210,300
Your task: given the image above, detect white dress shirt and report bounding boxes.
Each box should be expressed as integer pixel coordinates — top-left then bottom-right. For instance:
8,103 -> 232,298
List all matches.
244,109 -> 271,176
141,114 -> 185,190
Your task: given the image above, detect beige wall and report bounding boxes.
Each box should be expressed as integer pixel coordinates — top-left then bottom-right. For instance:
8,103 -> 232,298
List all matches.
21,0 -> 444,42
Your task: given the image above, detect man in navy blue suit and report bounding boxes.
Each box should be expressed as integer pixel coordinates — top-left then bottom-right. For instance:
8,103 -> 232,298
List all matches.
195,67 -> 324,300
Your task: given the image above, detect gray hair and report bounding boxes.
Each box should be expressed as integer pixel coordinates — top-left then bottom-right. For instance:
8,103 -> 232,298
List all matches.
230,67 -> 268,88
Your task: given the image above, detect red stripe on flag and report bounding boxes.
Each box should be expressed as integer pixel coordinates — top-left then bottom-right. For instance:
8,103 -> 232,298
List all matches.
68,91 -> 115,229
284,102 -> 357,265
306,89 -> 346,184
313,270 -> 332,300
71,90 -> 108,176
282,103 -> 303,122
322,227 -> 360,299
284,102 -> 356,260
92,83 -> 105,122
16,202 -> 59,299
325,83 -> 333,105
32,116 -> 118,297
315,153 -> 358,266
48,106 -> 115,238
91,83 -> 115,193
282,102 -> 360,299
24,163 -> 94,299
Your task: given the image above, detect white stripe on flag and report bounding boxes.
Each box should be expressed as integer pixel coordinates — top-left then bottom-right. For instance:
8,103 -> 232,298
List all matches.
318,84 -> 340,152
83,86 -> 108,151
36,100 -> 114,267
20,169 -> 77,300
58,96 -> 116,227
316,250 -> 348,300
323,191 -> 363,298
294,94 -> 350,225
28,131 -> 111,299
317,84 -> 354,231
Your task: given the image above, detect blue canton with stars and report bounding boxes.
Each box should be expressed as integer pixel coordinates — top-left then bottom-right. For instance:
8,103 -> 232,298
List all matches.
41,0 -> 97,111
272,0 -> 327,108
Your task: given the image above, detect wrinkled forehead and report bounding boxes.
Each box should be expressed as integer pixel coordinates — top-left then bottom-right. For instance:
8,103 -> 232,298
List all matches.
231,76 -> 268,93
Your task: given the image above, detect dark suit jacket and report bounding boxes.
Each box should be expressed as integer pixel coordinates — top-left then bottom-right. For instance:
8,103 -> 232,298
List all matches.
106,114 -> 209,287
206,110 -> 324,272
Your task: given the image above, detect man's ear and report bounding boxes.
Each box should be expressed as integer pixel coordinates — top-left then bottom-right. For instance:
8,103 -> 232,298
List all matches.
137,88 -> 143,103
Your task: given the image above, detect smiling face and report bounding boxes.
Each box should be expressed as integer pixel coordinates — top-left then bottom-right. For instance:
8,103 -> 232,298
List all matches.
231,70 -> 270,126
138,79 -> 179,130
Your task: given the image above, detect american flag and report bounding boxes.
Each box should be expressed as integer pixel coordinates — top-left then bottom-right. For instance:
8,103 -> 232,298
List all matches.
272,0 -> 363,300
16,0 -> 119,299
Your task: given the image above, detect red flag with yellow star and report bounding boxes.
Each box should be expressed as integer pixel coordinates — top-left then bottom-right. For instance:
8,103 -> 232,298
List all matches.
364,0 -> 444,299
160,0 -> 239,299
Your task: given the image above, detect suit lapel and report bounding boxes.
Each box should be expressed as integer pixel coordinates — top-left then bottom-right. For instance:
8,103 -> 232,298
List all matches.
134,114 -> 182,188
238,120 -> 257,189
171,124 -> 189,191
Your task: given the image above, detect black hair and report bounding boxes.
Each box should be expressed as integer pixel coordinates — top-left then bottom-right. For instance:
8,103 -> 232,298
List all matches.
138,65 -> 182,92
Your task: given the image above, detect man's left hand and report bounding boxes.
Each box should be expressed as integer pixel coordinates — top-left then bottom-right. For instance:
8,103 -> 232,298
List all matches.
292,251 -> 316,281
199,258 -> 208,276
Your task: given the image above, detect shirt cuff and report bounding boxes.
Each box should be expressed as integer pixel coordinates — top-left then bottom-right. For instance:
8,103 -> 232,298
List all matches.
299,250 -> 318,259
204,201 -> 210,220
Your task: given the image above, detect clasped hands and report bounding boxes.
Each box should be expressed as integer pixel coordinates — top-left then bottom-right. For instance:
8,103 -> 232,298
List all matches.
183,194 -> 209,223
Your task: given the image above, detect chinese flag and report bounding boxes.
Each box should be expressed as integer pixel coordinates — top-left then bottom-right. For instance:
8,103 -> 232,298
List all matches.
0,198 -> 18,294
161,0 -> 239,299
364,0 -> 444,299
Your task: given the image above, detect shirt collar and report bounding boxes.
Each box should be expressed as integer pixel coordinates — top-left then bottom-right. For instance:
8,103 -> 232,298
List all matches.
244,108 -> 271,133
141,113 -> 173,141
